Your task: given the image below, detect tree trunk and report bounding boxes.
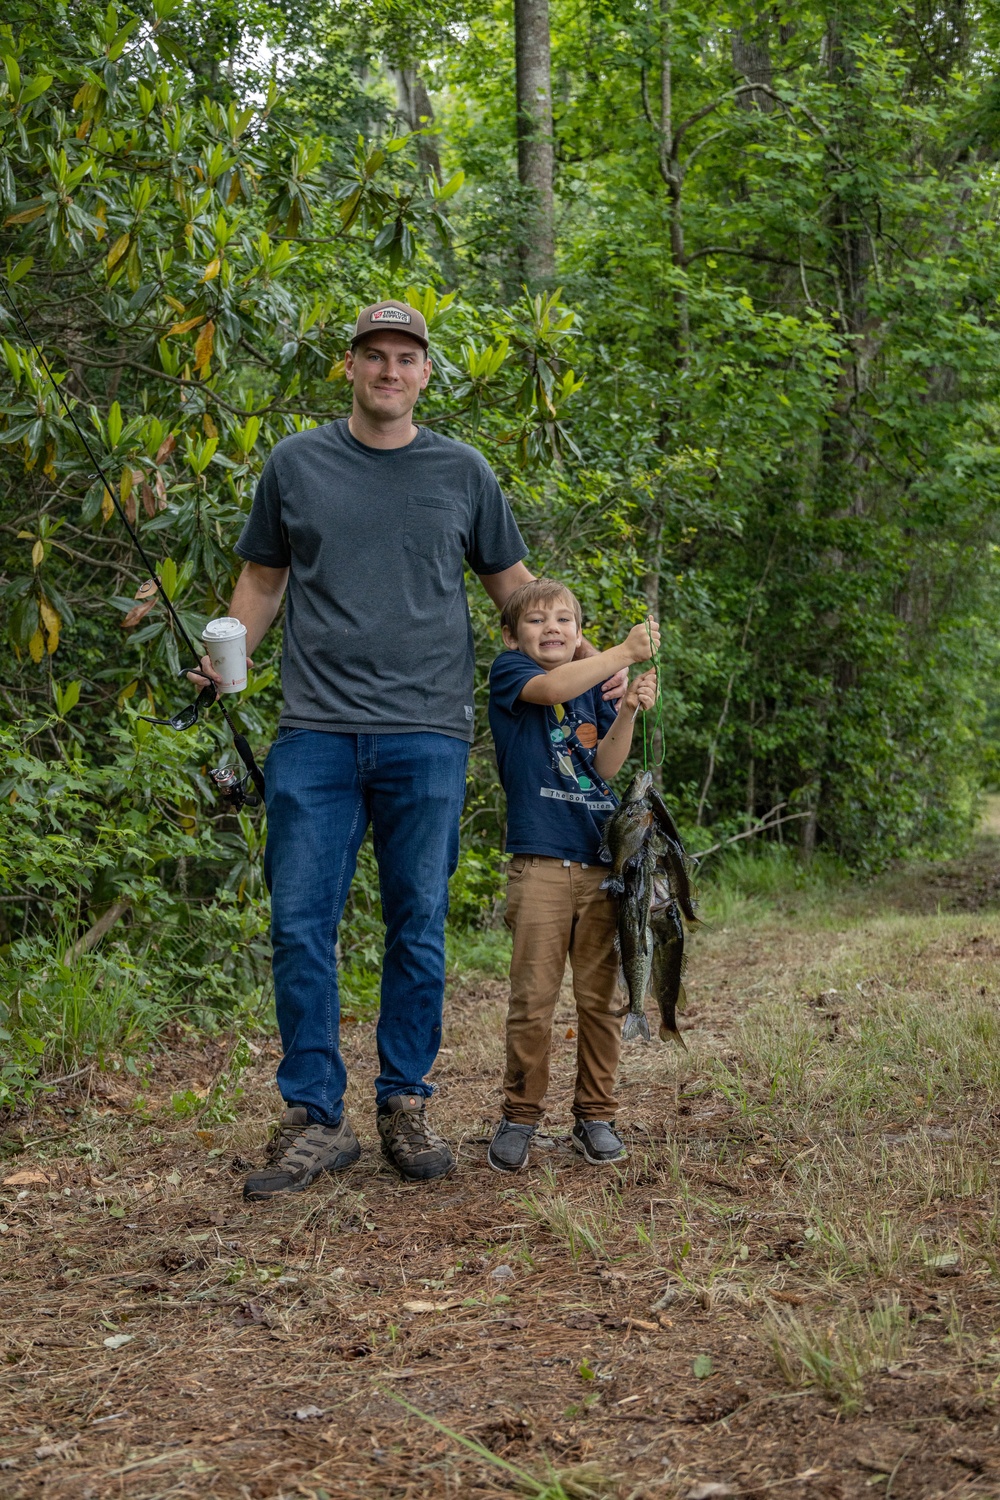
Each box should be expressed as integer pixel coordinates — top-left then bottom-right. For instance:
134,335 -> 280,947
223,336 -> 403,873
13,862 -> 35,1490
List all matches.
514,0 -> 555,285
390,66 -> 442,181
656,0 -> 689,357
732,25 -> 775,111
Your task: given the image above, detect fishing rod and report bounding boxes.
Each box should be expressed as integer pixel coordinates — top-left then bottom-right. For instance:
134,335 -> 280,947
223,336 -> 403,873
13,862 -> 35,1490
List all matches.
0,278 -> 266,810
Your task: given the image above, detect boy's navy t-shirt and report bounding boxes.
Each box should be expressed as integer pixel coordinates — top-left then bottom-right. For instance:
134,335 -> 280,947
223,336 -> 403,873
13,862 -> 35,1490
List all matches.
488,650 -> 619,864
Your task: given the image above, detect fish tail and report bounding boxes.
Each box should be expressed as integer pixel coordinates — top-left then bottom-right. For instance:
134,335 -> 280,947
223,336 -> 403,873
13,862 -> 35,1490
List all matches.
658,1022 -> 687,1050
601,874 -> 625,896
621,1011 -> 651,1044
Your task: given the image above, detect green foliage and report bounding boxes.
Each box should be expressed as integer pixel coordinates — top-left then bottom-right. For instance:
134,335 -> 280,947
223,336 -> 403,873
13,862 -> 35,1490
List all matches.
3,0 -> 1000,1101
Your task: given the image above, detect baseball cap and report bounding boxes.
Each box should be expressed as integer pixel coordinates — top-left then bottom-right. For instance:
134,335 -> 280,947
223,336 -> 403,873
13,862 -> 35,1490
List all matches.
350,300 -> 429,352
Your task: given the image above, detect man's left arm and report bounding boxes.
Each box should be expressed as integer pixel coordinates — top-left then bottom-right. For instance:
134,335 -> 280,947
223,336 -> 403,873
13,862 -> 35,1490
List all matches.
475,562 -> 627,703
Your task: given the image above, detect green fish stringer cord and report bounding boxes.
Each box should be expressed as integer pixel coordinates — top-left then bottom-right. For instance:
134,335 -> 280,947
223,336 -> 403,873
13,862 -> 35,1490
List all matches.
641,616 -> 666,770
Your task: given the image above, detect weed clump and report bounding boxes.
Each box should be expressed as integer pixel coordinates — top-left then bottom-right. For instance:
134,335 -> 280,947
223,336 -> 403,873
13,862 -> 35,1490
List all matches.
763,1294 -> 911,1412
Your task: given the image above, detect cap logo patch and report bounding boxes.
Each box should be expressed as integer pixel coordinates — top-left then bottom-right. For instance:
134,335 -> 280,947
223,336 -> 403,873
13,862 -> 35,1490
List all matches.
371,307 -> 412,325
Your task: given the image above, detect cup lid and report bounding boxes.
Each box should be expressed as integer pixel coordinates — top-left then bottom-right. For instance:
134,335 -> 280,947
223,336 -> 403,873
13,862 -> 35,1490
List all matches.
202,615 -> 246,641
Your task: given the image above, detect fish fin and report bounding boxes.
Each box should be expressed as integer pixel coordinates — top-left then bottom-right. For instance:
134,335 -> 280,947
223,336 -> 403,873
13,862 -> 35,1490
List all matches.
675,982 -> 687,1015
601,874 -> 625,896
649,788 -> 683,842
621,1011 -> 650,1044
658,1022 -> 687,1050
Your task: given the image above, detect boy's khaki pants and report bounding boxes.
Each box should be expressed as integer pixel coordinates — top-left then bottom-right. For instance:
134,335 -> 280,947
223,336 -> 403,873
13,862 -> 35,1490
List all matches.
503,855 -> 622,1125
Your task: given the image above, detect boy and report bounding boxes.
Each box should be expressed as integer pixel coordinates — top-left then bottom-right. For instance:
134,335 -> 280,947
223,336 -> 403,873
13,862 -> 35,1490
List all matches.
487,579 -> 659,1172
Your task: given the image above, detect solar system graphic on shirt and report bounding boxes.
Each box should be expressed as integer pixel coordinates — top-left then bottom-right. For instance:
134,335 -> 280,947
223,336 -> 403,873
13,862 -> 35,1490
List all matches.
539,702 -> 614,808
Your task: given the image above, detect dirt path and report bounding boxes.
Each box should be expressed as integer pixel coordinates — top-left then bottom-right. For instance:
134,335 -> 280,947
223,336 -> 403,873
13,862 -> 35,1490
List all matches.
5,844 -> 1000,1499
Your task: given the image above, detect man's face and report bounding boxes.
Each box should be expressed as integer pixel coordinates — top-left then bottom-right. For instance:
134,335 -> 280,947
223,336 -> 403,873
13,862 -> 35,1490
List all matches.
345,331 -> 431,423
502,596 -> 582,670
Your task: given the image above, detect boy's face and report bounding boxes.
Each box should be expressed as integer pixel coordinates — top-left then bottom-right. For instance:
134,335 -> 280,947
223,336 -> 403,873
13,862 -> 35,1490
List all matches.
503,596 -> 582,669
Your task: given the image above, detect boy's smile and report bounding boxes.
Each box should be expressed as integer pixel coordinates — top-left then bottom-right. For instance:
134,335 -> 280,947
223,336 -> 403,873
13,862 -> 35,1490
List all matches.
503,597 -> 582,670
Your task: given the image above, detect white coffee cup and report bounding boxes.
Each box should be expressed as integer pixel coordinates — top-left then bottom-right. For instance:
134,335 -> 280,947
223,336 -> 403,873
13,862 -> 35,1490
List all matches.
202,616 -> 247,694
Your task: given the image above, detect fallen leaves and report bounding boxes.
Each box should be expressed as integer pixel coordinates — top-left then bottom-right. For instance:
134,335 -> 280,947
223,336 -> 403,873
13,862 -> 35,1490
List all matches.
103,1333 -> 134,1350
2,1170 -> 48,1186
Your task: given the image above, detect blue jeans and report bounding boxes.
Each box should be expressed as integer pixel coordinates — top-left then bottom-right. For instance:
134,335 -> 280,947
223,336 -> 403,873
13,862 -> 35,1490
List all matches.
263,729 -> 469,1124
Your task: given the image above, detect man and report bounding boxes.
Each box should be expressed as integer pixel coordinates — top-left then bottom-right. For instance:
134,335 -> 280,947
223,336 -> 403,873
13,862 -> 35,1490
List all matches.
196,299 -> 622,1197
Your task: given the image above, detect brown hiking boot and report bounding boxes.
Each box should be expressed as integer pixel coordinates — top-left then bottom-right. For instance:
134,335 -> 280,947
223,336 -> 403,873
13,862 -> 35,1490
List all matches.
377,1094 -> 455,1182
243,1107 -> 361,1201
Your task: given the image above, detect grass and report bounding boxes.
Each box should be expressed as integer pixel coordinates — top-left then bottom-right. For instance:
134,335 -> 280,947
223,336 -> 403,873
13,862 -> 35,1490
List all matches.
8,835 -> 1000,1495
764,1294 -> 912,1413
696,842 -> 851,925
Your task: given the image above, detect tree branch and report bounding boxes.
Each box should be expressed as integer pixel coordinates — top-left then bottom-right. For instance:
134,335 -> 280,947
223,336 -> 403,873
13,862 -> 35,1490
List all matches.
691,805 -> 810,862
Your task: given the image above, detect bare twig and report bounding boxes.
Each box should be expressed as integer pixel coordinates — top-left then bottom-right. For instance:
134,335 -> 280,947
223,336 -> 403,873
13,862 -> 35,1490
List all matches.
690,804 -> 810,863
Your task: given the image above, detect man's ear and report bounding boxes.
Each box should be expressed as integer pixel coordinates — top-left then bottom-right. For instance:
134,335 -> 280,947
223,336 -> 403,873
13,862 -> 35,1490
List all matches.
420,357 -> 432,390
344,349 -> 355,384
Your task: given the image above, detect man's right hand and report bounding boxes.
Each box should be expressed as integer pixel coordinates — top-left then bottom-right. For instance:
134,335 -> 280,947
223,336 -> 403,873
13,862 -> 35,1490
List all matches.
186,652 -> 256,695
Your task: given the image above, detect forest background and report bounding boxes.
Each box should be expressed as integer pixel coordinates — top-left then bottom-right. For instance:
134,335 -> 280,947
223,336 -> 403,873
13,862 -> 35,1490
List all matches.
2,0 -> 1000,1108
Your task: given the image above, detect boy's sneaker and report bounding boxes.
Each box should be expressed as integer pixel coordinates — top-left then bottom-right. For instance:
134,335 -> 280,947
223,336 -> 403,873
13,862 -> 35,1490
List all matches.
487,1118 -> 536,1173
571,1119 -> 627,1166
243,1107 -> 361,1200
377,1094 -> 455,1182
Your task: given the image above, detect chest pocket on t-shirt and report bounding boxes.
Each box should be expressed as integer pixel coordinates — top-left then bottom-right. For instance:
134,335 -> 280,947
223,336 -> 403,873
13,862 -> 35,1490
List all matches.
403,495 -> 462,562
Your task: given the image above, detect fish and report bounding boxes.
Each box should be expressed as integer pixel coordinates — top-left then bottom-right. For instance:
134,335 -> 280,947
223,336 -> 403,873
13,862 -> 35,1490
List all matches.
601,775 -> 697,1044
599,769 -> 656,895
649,788 -> 698,924
650,880 -> 687,1048
616,845 -> 656,1042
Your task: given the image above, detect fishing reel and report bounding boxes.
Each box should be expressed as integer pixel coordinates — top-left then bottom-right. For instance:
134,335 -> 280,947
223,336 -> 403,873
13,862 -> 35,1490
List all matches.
209,764 -> 261,812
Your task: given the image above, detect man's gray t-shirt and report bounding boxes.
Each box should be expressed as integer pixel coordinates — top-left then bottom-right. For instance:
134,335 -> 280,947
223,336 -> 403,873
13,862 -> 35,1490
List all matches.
235,419 -> 527,742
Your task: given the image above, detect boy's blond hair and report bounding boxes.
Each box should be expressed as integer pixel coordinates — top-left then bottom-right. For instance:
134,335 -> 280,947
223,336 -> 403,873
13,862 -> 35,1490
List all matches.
500,578 -> 583,639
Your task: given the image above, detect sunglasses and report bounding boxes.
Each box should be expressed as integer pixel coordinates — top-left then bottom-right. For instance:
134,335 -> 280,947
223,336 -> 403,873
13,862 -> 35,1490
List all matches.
139,682 -> 217,730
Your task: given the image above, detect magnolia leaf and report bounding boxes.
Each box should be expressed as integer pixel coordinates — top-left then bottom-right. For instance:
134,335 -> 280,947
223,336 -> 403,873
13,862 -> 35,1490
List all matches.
155,433 -> 176,464
194,319 -> 215,375
168,315 -> 205,336
39,595 -> 60,653
200,257 -> 221,281
122,598 -> 156,629
4,202 -> 46,226
101,487 -> 115,523
31,539 -> 44,568
28,629 -> 45,663
120,466 -> 133,503
106,233 -> 130,271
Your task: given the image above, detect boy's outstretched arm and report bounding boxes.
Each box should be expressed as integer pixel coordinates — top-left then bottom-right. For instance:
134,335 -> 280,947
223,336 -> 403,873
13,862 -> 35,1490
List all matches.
476,562 -> 629,702
593,669 -> 658,781
519,621 -> 659,706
